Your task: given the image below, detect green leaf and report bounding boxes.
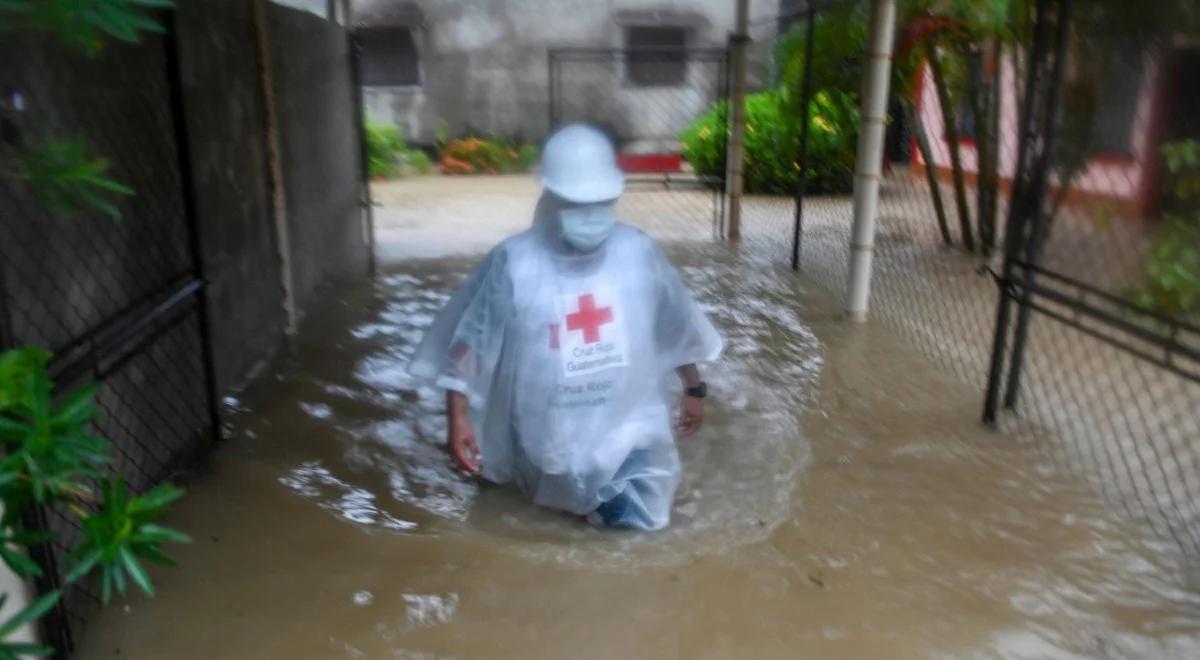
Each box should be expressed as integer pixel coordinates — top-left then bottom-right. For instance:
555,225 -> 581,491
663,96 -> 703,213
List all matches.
65,548 -> 103,584
7,530 -> 54,546
133,545 -> 178,567
119,546 -> 154,597
99,563 -> 114,603
0,418 -> 31,441
111,559 -> 127,596
0,590 -> 60,638
52,384 -> 97,426
131,484 -> 185,513
0,544 -> 43,579
84,176 -> 134,195
0,641 -> 55,658
0,1 -> 36,13
136,524 -> 191,544
23,369 -> 50,423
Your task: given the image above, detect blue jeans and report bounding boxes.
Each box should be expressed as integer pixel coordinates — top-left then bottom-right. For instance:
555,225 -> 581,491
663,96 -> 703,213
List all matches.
590,450 -> 671,530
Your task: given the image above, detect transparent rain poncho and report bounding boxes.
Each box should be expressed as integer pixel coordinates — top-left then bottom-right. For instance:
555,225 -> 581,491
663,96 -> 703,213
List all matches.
407,196 -> 723,529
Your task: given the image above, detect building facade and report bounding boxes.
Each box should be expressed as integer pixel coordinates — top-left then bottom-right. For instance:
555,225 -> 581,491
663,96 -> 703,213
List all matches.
352,0 -> 780,147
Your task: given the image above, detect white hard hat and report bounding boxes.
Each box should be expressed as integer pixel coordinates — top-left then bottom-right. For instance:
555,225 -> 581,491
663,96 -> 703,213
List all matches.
540,124 -> 625,204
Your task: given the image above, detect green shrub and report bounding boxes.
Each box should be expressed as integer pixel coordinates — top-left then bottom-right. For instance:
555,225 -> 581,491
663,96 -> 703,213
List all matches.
1130,140 -> 1200,320
515,144 -> 539,171
681,89 -> 858,195
403,148 -> 434,175
366,120 -> 405,179
366,120 -> 433,178
0,347 -> 190,652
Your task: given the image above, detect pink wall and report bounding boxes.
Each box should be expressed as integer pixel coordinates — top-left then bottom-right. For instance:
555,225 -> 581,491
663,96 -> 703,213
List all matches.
912,52 -> 1164,214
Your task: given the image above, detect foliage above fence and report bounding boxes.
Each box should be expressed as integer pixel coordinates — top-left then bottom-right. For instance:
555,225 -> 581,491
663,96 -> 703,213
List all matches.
681,89 -> 857,195
0,0 -> 173,55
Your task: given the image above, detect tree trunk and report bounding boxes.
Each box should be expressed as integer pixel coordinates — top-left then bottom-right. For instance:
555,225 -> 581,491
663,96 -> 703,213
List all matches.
971,44 -> 1001,256
985,46 -> 1003,253
903,98 -> 954,246
927,39 -> 976,252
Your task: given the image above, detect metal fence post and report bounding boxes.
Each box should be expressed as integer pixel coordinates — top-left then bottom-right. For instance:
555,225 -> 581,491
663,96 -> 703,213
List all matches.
982,0 -> 1061,423
347,30 -> 376,275
163,9 -> 223,442
1001,0 -> 1072,412
790,7 -> 816,271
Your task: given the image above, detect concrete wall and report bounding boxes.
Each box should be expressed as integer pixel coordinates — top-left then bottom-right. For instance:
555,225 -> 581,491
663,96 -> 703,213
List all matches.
175,0 -> 285,395
268,3 -> 370,311
354,0 -> 780,146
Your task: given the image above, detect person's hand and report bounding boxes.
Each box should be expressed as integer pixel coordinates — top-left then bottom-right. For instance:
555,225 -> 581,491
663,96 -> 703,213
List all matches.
447,411 -> 481,474
678,395 -> 704,437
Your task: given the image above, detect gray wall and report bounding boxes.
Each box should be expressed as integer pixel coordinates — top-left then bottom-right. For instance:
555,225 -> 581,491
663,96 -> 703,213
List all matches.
175,0 -> 285,395
268,3 -> 370,312
354,0 -> 780,145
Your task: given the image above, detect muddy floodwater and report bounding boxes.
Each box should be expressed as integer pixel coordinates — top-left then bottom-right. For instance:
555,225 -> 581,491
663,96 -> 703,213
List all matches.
81,208 -> 1200,658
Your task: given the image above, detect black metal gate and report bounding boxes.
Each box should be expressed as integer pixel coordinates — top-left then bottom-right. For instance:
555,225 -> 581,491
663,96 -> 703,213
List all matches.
0,15 -> 219,654
548,47 -> 729,238
983,0 -> 1200,555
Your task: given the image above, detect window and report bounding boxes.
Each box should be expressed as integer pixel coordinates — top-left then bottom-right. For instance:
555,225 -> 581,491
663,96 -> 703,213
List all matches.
625,26 -> 688,87
357,27 -> 420,87
957,50 -> 984,141
1090,47 -> 1143,155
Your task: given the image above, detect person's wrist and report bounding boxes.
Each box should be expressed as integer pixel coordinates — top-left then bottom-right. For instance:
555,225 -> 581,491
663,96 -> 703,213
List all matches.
684,381 -> 707,399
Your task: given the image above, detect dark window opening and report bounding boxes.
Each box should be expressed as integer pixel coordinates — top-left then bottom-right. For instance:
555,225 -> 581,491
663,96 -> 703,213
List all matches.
626,26 -> 688,87
357,27 -> 420,87
1090,47 -> 1143,155
957,50 -> 984,141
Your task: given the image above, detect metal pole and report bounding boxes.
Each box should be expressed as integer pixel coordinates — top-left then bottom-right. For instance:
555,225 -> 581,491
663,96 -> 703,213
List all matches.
983,0 -> 1055,424
347,30 -> 376,275
725,0 -> 750,241
164,5 -> 223,440
1002,0 -> 1072,411
790,7 -> 816,271
844,0 -> 897,319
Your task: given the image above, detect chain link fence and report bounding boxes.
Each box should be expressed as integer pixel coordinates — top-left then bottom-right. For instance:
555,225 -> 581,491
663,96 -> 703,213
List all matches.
0,20 -> 218,652
755,0 -> 1200,558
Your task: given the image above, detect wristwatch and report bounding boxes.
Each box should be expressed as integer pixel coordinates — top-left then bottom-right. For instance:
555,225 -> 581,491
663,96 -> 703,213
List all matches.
684,382 -> 708,399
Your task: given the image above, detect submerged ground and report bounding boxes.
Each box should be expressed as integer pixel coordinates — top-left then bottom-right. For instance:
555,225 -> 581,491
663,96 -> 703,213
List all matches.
80,177 -> 1200,659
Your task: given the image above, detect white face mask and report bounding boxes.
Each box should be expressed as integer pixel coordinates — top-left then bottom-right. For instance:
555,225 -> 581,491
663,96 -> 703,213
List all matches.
559,204 -> 616,252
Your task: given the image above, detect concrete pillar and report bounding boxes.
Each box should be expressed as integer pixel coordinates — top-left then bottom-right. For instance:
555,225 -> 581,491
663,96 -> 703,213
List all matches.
845,0 -> 897,320
725,0 -> 750,240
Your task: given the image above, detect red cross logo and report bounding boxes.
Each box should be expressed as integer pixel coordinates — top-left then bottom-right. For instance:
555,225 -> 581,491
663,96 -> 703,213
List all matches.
565,293 -> 613,344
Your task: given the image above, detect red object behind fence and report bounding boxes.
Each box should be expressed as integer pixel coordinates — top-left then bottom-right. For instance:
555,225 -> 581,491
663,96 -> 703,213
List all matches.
617,153 -> 683,173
